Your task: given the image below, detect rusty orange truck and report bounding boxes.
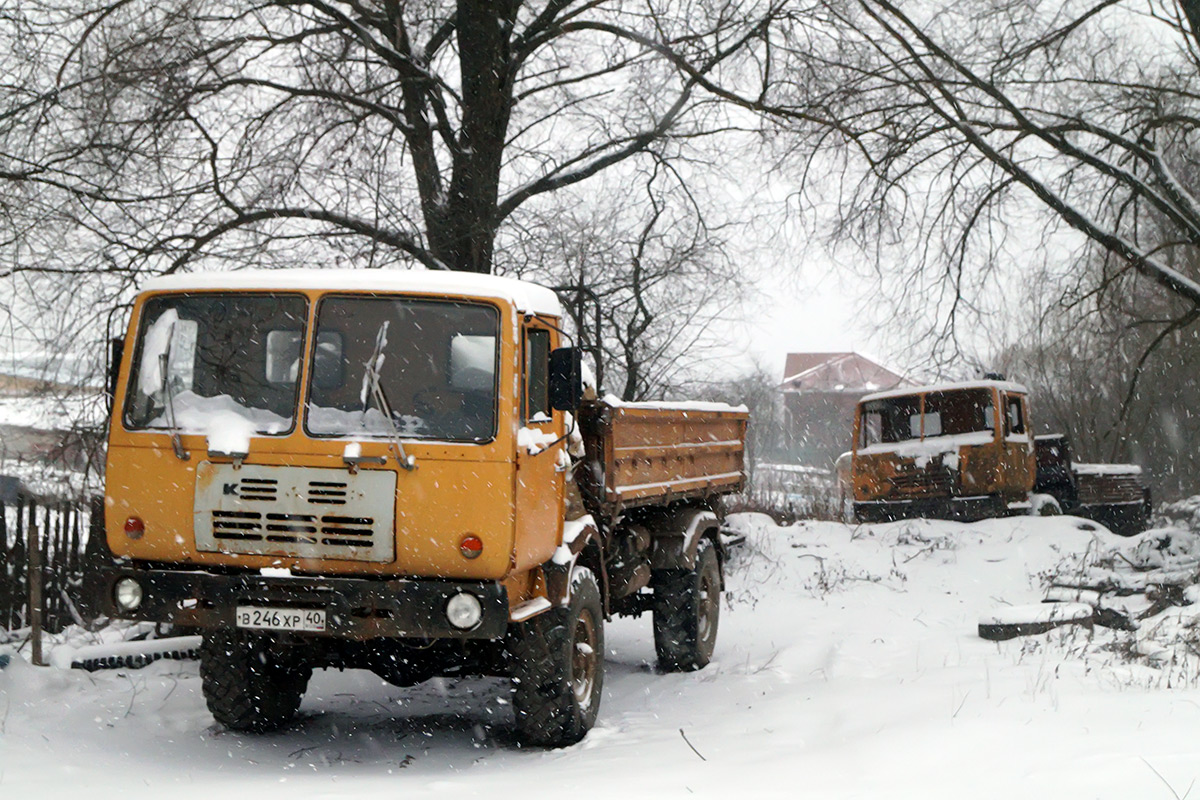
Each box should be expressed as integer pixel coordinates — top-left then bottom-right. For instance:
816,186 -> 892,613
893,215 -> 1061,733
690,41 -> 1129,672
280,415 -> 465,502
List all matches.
850,379 -> 1149,533
92,269 -> 747,746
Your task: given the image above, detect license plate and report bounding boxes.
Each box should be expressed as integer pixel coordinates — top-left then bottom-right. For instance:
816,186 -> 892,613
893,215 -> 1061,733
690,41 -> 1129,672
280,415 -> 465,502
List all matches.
235,606 -> 326,632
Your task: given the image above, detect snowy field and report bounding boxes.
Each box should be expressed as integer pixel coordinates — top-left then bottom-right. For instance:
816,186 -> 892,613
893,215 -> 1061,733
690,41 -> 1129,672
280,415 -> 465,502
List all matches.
4,513 -> 1200,799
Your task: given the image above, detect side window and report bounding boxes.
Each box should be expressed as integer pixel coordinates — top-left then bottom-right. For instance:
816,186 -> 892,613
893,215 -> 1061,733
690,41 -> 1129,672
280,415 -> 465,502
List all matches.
312,331 -> 345,389
860,410 -> 883,447
524,328 -> 551,423
919,411 -> 942,437
1005,395 -> 1025,435
450,334 -> 497,390
266,330 -> 344,387
136,312 -> 198,398
265,330 -> 302,384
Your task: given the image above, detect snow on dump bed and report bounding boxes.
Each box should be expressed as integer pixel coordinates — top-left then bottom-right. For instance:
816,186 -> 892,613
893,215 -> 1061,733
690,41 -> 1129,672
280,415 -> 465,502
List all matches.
139,268 -> 562,316
601,393 -> 748,413
7,515 -> 1200,798
1072,461 -> 1143,476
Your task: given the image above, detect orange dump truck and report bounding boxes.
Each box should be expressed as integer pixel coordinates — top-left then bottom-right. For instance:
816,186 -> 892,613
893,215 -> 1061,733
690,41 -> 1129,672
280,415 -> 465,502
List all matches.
93,269 -> 746,746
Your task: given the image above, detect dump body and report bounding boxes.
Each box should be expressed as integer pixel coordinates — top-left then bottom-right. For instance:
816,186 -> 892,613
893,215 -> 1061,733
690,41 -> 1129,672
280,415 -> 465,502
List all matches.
577,399 -> 748,519
851,380 -> 1034,522
1033,434 -> 1150,535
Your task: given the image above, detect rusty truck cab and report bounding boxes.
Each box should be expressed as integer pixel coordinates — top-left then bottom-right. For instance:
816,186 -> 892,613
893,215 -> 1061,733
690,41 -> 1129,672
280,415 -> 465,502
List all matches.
850,380 -> 1034,522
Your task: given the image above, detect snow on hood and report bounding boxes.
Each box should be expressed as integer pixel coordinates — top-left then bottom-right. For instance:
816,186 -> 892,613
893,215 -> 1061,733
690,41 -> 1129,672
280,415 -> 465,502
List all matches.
857,430 -> 995,467
147,391 -> 291,449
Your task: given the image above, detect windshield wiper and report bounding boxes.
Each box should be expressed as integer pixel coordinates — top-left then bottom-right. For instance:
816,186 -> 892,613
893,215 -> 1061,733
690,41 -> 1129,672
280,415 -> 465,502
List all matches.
359,321 -> 416,471
159,322 -> 189,461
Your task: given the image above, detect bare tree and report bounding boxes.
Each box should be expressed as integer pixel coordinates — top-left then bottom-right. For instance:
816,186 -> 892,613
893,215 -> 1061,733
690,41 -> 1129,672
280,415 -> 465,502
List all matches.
691,0 -> 1200,368
507,162 -> 744,401
0,0 -> 785,281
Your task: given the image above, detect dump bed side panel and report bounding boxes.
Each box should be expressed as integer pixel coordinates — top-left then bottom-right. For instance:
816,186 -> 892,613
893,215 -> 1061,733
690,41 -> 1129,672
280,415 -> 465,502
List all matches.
579,400 -> 747,515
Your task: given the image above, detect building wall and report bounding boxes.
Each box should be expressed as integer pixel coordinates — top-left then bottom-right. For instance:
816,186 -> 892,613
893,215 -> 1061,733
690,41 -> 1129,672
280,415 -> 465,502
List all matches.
783,390 -> 860,469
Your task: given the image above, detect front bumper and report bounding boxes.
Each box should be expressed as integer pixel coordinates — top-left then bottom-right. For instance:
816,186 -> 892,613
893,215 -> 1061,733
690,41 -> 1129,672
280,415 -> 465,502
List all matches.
854,495 -> 1005,523
96,565 -> 510,641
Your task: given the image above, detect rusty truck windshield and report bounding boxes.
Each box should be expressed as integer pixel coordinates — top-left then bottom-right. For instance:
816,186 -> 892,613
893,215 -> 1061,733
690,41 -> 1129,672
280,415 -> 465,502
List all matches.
123,293 -> 309,434
305,296 -> 499,442
860,389 -> 996,447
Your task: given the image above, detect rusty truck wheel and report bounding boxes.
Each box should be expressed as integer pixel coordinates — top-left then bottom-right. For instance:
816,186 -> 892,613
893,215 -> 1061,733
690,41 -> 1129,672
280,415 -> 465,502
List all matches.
653,538 -> 721,672
508,566 -> 604,748
199,631 -> 310,732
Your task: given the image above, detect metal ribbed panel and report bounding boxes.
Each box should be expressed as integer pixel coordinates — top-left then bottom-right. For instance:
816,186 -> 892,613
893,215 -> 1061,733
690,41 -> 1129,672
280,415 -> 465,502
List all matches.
194,462 -> 396,562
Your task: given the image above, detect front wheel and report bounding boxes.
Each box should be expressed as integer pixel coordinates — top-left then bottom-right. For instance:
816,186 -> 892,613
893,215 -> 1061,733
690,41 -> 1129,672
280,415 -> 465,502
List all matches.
508,566 -> 604,747
199,631 -> 311,732
653,538 -> 721,672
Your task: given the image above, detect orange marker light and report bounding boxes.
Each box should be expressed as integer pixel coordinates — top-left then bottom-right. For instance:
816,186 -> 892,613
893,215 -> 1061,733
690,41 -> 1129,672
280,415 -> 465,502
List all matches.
459,535 -> 483,559
124,516 -> 145,540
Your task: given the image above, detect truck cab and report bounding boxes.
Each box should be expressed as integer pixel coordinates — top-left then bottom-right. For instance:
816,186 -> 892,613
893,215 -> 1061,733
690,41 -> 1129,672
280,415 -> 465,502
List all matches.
105,270 -> 565,620
851,380 -> 1034,522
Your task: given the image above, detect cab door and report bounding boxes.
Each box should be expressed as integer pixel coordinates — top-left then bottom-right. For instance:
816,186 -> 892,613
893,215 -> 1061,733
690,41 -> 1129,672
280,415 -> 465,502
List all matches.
512,323 -> 565,570
1000,392 -> 1035,497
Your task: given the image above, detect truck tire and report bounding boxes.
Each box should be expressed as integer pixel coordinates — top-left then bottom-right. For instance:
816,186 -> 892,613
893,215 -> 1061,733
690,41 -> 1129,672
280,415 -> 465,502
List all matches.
1030,493 -> 1062,516
508,566 -> 604,748
653,537 -> 720,672
199,631 -> 311,733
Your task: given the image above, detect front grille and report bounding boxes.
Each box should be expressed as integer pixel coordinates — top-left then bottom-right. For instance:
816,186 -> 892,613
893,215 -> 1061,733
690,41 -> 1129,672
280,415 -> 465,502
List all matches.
307,480 -> 348,505
195,462 -> 396,562
888,468 -> 952,496
234,477 -> 278,502
210,510 -> 380,549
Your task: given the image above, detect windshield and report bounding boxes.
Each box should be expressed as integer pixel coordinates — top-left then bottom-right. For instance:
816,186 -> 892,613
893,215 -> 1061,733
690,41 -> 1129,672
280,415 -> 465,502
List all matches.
305,296 -> 499,442
123,293 -> 308,435
860,389 -> 996,447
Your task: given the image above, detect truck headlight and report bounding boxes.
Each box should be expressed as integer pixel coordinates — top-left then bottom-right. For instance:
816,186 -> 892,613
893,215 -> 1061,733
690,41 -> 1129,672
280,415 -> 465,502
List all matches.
114,577 -> 144,611
446,592 -> 482,630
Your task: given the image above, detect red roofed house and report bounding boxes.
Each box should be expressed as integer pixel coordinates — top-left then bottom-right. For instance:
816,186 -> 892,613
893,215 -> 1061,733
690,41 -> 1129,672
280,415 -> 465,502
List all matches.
782,352 -> 911,468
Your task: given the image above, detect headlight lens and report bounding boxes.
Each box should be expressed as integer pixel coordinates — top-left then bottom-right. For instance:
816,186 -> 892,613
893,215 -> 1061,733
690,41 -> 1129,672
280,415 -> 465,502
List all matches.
446,592 -> 482,630
114,577 -> 144,611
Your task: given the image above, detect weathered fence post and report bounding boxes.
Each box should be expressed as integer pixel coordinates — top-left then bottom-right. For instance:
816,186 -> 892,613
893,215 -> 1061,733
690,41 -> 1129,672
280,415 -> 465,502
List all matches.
28,515 -> 45,666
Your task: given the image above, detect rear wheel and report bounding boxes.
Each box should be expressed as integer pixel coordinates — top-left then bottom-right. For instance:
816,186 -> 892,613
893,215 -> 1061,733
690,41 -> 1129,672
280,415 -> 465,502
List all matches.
1030,493 -> 1063,516
199,631 -> 310,732
508,567 -> 604,747
653,538 -> 721,672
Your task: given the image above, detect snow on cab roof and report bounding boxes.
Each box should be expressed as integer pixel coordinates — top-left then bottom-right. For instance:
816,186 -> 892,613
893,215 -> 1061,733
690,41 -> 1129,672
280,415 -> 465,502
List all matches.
859,378 -> 1029,404
139,268 -> 562,316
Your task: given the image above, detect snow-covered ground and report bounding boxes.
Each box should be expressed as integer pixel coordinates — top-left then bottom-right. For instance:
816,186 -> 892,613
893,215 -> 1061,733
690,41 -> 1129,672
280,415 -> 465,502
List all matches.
4,514 -> 1200,798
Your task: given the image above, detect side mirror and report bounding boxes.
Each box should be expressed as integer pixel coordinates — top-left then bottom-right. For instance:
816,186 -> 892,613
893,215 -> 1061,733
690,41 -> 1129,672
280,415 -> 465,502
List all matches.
106,337 -> 125,409
548,347 -> 583,411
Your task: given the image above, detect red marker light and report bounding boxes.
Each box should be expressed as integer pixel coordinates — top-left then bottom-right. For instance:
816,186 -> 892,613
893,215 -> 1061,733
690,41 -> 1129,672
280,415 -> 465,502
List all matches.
124,516 -> 145,540
459,535 -> 483,559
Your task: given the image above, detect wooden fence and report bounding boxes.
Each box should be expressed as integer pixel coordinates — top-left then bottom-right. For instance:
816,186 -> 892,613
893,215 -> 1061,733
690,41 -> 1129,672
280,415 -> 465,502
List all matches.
1,496 -> 97,634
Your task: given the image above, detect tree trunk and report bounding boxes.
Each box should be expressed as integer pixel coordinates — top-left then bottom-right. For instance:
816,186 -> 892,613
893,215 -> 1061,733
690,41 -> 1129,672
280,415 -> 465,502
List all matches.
439,0 -> 517,273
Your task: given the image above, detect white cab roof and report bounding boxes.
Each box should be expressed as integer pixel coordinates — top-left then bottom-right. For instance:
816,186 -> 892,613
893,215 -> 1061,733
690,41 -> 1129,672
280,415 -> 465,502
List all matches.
859,379 -> 1028,404
139,268 -> 562,316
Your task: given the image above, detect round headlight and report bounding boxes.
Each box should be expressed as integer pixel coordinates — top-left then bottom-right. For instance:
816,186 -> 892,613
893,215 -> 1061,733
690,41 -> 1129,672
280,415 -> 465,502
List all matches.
114,577 -> 143,611
446,592 -> 482,630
